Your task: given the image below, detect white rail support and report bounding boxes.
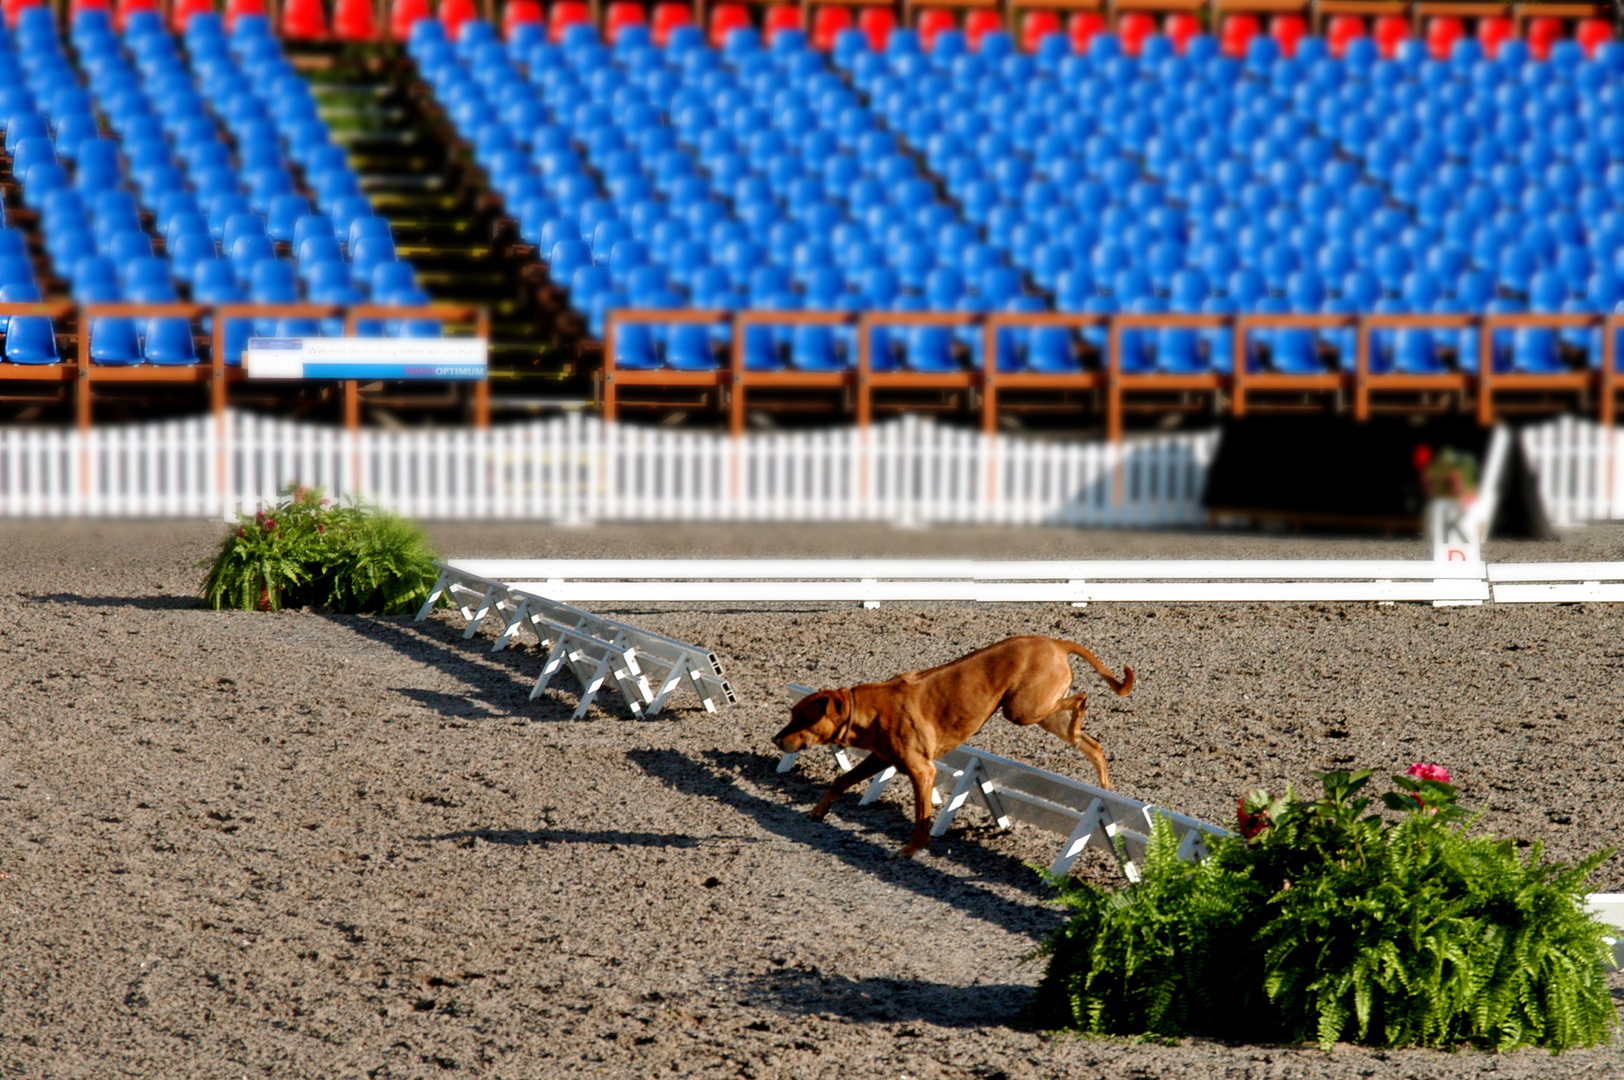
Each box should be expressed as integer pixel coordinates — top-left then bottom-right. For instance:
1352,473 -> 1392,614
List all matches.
415,564 -> 735,719
778,684 -> 1229,879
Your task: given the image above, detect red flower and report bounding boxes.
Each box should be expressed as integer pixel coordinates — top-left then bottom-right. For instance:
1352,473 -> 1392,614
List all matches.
1236,795 -> 1270,840
1413,444 -> 1433,470
236,527 -> 245,538
264,518 -> 276,532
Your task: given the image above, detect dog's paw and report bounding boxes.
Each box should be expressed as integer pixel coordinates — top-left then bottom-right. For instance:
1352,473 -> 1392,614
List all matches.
891,846 -> 921,860
807,805 -> 830,821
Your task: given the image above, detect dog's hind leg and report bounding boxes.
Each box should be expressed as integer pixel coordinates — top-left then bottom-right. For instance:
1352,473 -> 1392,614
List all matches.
808,751 -> 891,821
1033,694 -> 1111,789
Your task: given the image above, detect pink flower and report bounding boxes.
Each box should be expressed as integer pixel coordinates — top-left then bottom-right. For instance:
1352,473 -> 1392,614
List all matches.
264,518 -> 276,532
1406,762 -> 1451,784
1404,762 -> 1450,813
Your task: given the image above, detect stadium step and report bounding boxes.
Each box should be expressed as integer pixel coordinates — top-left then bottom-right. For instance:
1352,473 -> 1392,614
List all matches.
287,43 -> 585,393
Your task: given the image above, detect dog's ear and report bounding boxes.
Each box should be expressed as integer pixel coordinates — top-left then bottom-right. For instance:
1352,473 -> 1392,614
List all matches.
820,690 -> 849,722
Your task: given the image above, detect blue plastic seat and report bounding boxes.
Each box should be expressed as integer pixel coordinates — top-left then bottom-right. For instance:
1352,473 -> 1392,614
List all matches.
1511,272 -> 1570,374
2,298 -> 58,364
296,235 -> 344,275
229,234 -> 276,289
143,315 -> 198,366
348,235 -> 397,291
266,194 -> 311,244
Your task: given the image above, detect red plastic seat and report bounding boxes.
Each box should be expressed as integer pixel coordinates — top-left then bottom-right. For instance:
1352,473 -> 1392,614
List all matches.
1326,13 -> 1363,57
1118,10 -> 1154,55
857,5 -> 894,50
1476,15 -> 1513,56
2,0 -> 42,29
115,0 -> 159,31
1067,10 -> 1102,51
1020,8 -> 1059,51
502,0 -> 542,38
1269,13 -> 1305,57
651,1 -> 691,44
333,0 -> 377,38
439,0 -> 477,38
916,7 -> 954,48
1164,11 -> 1198,52
964,8 -> 1001,48
762,3 -> 799,41
1372,13 -> 1408,58
1425,15 -> 1463,60
1577,17 -> 1611,55
1526,15 -> 1562,60
389,0 -> 429,37
282,0 -> 328,39
170,0 -> 213,32
1219,12 -> 1258,57
548,0 -> 588,41
604,0 -> 645,40
810,4 -> 850,48
708,1 -> 749,46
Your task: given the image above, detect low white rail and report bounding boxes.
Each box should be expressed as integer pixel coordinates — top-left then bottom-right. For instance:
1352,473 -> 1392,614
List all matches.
440,558 -> 1493,606
417,565 -> 734,718
778,684 -> 1228,880
1488,563 -> 1624,604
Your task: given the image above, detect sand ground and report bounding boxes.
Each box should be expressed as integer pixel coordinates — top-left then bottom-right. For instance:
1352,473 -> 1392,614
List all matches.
1,518 -> 1621,1079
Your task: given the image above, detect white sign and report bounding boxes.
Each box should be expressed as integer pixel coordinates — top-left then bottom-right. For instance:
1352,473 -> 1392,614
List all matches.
244,337 -> 488,380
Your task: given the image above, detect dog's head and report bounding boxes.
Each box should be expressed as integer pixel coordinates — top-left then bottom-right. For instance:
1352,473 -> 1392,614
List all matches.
773,689 -> 851,752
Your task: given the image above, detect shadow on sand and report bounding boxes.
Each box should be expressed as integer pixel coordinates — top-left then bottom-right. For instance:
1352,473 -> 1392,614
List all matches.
626,745 -> 1068,941
33,593 -> 202,611
735,967 -> 1037,1029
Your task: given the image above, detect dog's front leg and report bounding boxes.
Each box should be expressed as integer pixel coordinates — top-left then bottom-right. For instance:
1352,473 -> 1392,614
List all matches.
894,759 -> 938,859
808,751 -> 890,820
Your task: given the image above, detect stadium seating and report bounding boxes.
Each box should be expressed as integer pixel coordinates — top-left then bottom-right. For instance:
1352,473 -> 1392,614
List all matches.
404,7 -> 1624,391
0,2 -> 418,372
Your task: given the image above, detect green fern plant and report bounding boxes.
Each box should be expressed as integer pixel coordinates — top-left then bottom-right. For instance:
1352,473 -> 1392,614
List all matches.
201,486 -> 442,615
1031,768 -> 1618,1052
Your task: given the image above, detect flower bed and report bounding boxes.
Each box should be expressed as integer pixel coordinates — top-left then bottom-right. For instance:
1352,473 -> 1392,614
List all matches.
1031,767 -> 1617,1051
201,487 -> 442,615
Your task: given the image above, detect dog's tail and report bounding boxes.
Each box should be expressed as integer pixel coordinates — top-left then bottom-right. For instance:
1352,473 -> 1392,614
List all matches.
1062,641 -> 1134,697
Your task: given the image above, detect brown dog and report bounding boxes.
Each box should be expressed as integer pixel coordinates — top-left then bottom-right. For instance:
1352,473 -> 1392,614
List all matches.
773,635 -> 1133,858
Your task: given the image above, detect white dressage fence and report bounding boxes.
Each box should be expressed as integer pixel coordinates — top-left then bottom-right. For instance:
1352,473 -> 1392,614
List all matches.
419,565 -> 734,719
1,409 -> 1620,526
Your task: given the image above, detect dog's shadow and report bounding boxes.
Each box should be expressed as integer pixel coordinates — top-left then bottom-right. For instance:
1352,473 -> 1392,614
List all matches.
625,746 -> 1070,941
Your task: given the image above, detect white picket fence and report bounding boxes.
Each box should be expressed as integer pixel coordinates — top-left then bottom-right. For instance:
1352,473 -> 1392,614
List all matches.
1521,414 -> 1624,526
0,410 -> 1215,525
0,409 -> 1619,525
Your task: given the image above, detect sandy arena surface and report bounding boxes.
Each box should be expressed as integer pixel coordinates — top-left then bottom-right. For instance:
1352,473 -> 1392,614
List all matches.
2,518 -> 1622,1079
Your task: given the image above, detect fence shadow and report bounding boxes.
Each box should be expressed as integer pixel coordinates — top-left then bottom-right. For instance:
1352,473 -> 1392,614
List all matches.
624,746 -> 1067,941
32,593 -> 202,611
734,967 -> 1036,1029
326,611 -> 583,723
410,826 -> 734,849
